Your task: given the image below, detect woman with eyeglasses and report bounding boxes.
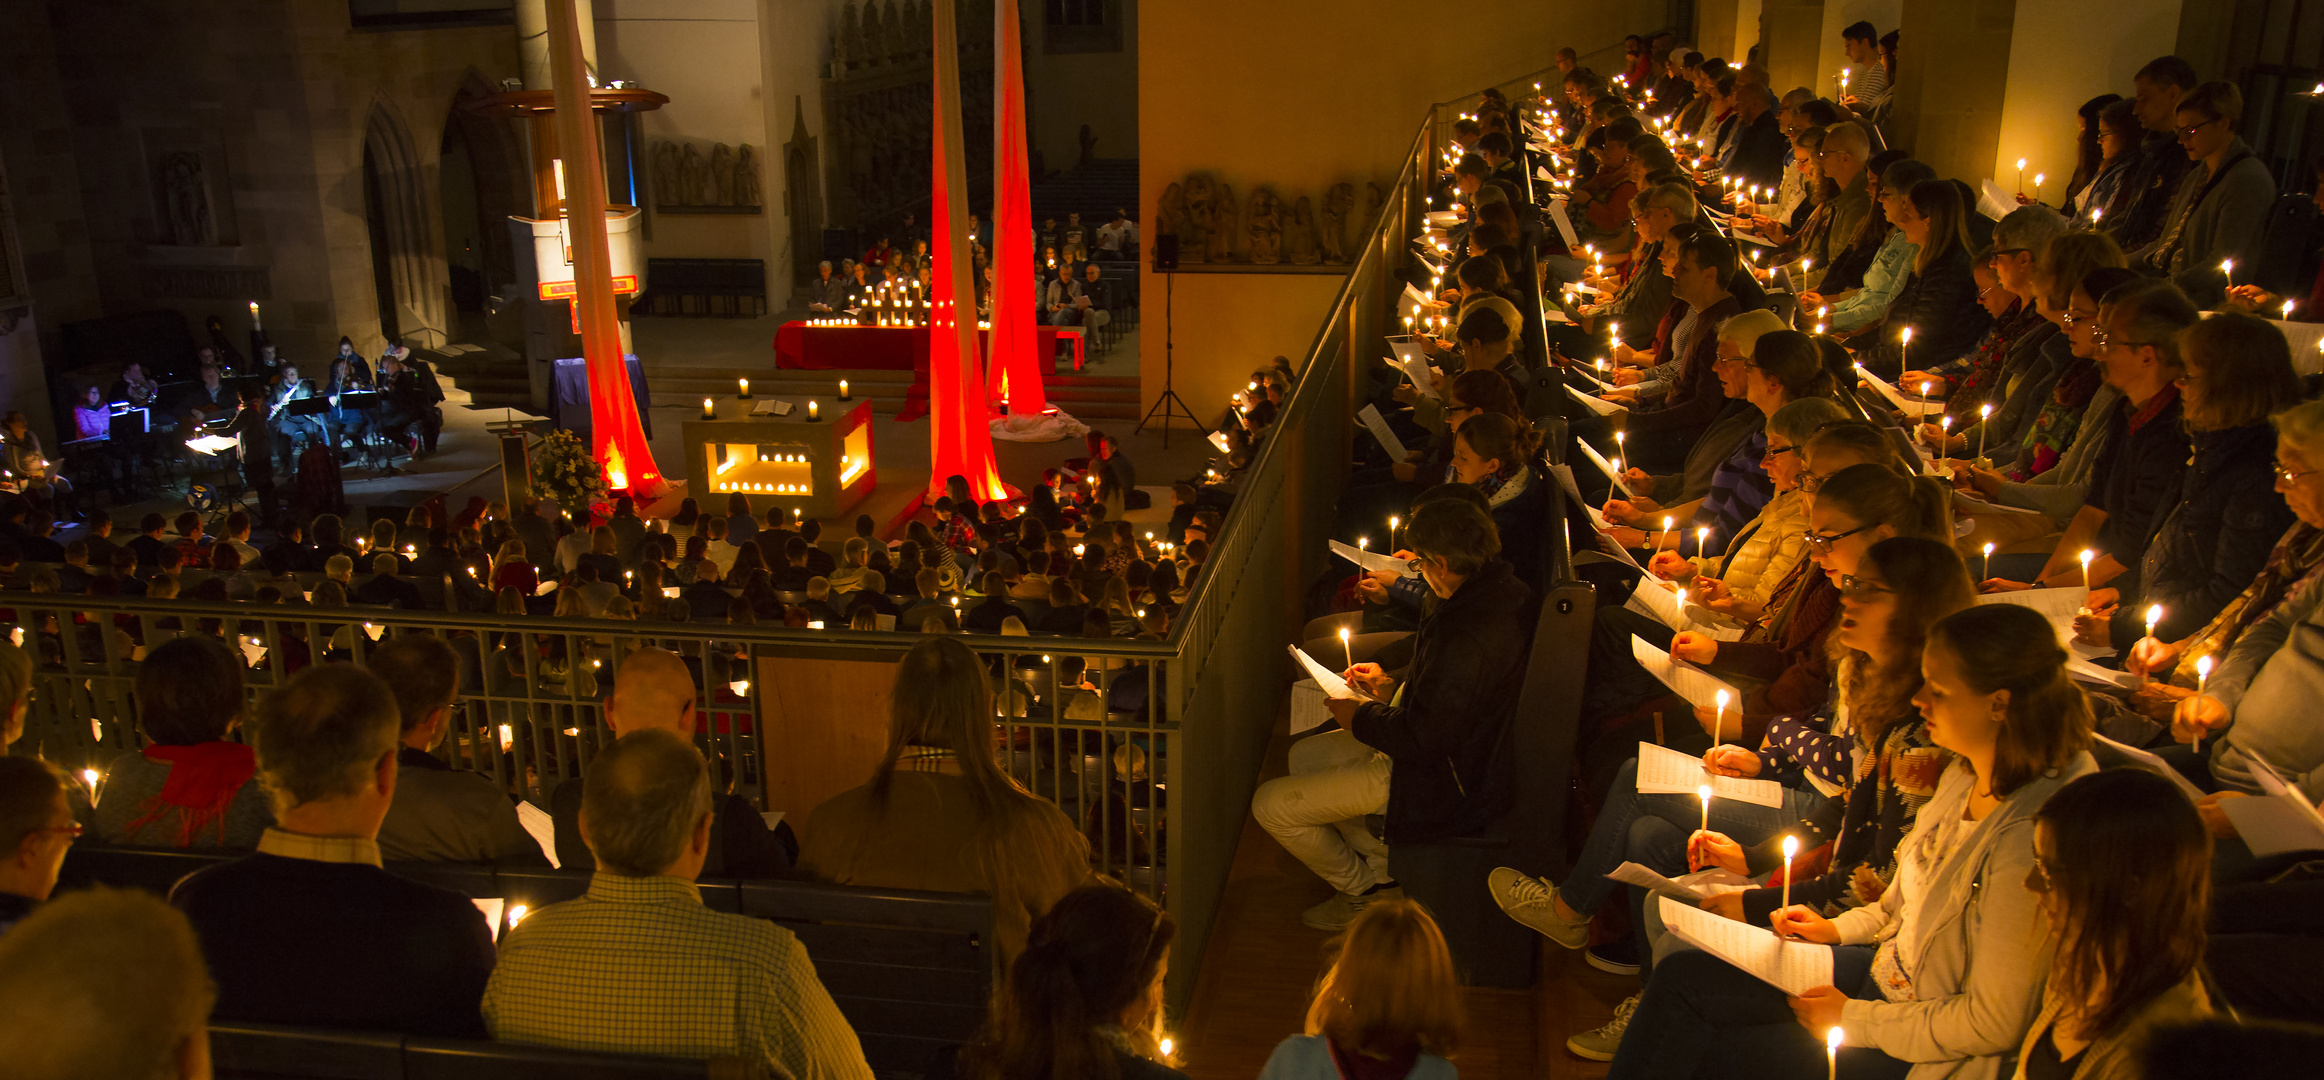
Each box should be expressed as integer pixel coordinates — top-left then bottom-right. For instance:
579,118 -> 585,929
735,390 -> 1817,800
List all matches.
2010,768 -> 2213,1080
1606,603 -> 2096,1080
1945,256 -> 2132,502
1655,395 -> 1847,624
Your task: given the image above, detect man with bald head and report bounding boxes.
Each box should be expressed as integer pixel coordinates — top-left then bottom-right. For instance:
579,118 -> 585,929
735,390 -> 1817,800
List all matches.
1805,121 -> 1875,275
489,730 -> 871,1078
548,648 -> 795,876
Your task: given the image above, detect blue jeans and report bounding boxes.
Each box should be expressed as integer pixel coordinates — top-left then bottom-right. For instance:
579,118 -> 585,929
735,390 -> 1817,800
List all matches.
1608,944 -> 1908,1080
1563,757 -> 1833,915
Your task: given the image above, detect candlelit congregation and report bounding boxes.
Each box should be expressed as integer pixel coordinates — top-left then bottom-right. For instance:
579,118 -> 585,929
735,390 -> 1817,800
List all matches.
3,1 -> 2324,1078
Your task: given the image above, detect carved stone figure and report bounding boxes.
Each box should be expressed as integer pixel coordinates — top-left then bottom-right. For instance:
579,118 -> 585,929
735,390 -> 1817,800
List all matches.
1180,176 -> 1212,264
652,142 -> 681,209
161,151 -> 213,246
1246,186 -> 1282,264
679,144 -> 709,206
709,143 -> 736,206
1286,195 -> 1320,265
733,144 -> 762,208
1319,183 -> 1355,264
1206,183 -> 1237,263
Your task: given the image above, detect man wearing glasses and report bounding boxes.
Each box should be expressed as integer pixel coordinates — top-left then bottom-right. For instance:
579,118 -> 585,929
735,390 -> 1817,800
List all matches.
370,635 -> 550,865
0,757 -> 79,935
2127,80 -> 2273,307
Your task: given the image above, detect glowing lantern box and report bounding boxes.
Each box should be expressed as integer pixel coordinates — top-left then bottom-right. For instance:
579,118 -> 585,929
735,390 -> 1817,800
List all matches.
684,398 -> 875,521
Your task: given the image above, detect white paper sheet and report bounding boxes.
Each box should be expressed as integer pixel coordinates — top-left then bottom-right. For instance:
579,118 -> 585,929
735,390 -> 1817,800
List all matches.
1289,679 -> 1332,734
1546,198 -> 1582,248
1637,740 -> 1785,807
1630,638 -> 1752,724
516,801 -> 560,869
1425,210 -> 1463,228
473,897 -> 505,942
1569,281 -> 1609,297
1287,644 -> 1370,701
875,613 -> 897,631
1208,430 -> 1231,453
1854,364 -> 1944,416
1568,382 -> 1625,417
1609,862 -> 1755,901
1575,438 -> 1634,497
2227,757 -> 2324,856
1388,340 -> 1440,401
1400,282 -> 1431,323
760,811 -> 786,830
1570,364 -> 1617,392
2093,734 -> 2207,802
2066,656 -> 2141,690
1973,587 -> 2091,620
1659,895 -> 1836,995
1548,464 -> 1614,531
1331,540 -> 1414,577
1627,581 -> 1745,641
1954,494 -> 2043,517
1977,178 -> 2019,222
1357,404 -> 1410,463
2270,318 -> 2324,374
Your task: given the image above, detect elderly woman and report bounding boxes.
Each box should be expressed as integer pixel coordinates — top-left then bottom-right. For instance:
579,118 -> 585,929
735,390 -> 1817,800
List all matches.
1649,394 -> 1846,624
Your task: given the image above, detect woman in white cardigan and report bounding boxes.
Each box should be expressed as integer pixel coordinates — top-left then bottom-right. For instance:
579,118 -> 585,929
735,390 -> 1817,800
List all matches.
1603,602 -> 2096,1080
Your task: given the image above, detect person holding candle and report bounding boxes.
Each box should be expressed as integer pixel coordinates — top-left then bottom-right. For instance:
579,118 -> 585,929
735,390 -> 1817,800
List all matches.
2067,312 -> 2296,656
1901,206 -> 2065,402
1978,282 -> 2194,594
2125,82 -> 2276,308
1603,603 -> 2095,1080
1253,499 -> 1532,931
2009,769 -> 2214,1080
1598,231 -> 1746,474
1802,158 -> 1929,337
1650,396 -> 1845,623
1849,181 -> 1988,381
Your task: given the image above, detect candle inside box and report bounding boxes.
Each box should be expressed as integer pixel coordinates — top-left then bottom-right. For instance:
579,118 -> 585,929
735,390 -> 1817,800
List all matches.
684,397 -> 876,520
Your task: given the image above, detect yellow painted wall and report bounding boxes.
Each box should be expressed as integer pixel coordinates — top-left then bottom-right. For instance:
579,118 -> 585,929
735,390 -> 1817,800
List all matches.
1135,0 -> 1662,424
1990,0 -> 2182,199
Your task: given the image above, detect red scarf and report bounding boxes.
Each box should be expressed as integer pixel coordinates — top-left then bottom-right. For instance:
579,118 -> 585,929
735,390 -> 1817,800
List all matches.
123,741 -> 257,847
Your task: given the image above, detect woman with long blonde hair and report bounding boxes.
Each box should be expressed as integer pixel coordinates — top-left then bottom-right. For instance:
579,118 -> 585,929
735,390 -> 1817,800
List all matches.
1261,899 -> 1462,1079
799,637 -> 1089,960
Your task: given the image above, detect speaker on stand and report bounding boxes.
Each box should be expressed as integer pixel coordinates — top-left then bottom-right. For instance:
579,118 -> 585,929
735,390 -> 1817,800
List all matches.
1134,236 -> 1209,448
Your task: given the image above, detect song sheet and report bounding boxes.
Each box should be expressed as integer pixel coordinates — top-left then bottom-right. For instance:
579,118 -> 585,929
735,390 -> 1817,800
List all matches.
1388,341 -> 1440,401
1546,199 -> 1582,248
1357,404 -> 1410,463
1287,644 -> 1371,702
1567,382 -> 1624,417
1629,637 -> 1752,719
1609,862 -> 1754,902
2225,757 -> 2324,857
1626,580 -> 1745,641
1636,740 -> 1785,807
1855,364 -> 1943,415
1575,438 -> 1634,497
1659,895 -> 1835,995
516,801 -> 560,868
1331,540 -> 1414,577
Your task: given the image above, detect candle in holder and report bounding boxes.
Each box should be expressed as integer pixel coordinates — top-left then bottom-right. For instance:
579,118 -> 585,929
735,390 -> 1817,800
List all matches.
807,399 -> 820,421
1781,834 -> 1799,913
839,378 -> 851,400
701,398 -> 715,419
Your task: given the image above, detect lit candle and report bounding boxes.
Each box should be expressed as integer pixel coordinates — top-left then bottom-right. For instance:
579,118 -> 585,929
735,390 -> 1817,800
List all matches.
1660,515 -> 1674,553
1358,536 -> 1369,552
1698,783 -> 1713,834
2033,173 -> 2045,202
839,378 -> 850,400
2079,549 -> 2095,589
2222,258 -> 2235,288
82,767 -> 101,802
2145,604 -> 2163,641
1980,542 -> 1995,582
1695,525 -> 1710,561
1781,834 -> 1799,913
248,300 -> 261,331
2015,157 -> 2027,193
1340,625 -> 1354,669
2285,300 -> 2298,320
1900,325 -> 1913,373
701,397 -> 715,419
807,399 -> 819,420
2194,655 -> 2214,752
1827,1027 -> 1844,1080
1388,515 -> 1400,542
1713,688 -> 1730,743
1978,403 -> 1993,462
738,377 -> 751,398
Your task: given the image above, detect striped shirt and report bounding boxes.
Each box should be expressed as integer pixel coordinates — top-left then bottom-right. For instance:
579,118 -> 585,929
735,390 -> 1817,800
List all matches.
483,873 -> 873,1080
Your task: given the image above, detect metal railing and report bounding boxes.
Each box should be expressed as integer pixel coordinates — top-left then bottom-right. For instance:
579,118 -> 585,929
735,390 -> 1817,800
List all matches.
12,97 -> 1451,1012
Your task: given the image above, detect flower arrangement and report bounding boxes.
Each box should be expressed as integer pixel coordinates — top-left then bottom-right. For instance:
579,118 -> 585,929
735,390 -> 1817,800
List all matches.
530,428 -> 608,512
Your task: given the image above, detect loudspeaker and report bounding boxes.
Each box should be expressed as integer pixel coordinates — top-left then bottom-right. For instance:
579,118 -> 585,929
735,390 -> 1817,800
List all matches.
1153,235 -> 1179,271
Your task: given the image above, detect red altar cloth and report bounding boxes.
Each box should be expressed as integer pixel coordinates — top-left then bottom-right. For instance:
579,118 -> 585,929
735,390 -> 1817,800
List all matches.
772,323 -> 1074,373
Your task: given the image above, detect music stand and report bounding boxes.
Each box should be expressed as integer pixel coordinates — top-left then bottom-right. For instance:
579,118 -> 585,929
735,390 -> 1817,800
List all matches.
1134,256 -> 1210,448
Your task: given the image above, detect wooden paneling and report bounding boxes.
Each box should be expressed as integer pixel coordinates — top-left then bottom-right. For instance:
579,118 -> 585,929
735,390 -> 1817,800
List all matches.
756,653 -> 900,843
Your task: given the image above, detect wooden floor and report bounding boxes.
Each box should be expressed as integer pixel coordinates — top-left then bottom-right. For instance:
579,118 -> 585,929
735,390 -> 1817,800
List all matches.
1175,727 -> 1636,1080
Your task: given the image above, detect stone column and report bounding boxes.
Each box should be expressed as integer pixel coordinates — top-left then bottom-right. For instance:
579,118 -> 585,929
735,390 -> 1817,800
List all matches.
1888,0 -> 2016,185
1760,0 -> 1826,97
1696,1 -> 1739,63
1991,0 -> 2182,194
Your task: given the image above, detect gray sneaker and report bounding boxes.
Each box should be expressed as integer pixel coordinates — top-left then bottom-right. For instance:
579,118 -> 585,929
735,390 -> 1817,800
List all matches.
1566,993 -> 1640,1061
1488,866 -> 1590,949
1300,885 -> 1403,932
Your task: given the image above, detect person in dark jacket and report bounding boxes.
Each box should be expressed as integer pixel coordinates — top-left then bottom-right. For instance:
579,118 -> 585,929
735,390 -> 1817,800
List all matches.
1998,281 -> 2200,596
962,572 -> 1028,633
2075,312 -> 2299,652
1609,230 -> 1745,473
1853,180 -> 1990,378
1253,497 -> 1533,931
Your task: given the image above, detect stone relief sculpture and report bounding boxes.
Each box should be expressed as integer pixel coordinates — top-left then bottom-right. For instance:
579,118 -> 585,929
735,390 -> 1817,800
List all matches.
1155,181 -> 1185,242
1246,186 -> 1282,264
709,143 -> 736,206
652,143 -> 681,208
1285,195 -> 1320,265
733,144 -> 762,207
1319,183 -> 1354,264
1205,183 -> 1236,264
1180,177 -> 1212,264
160,151 -> 214,246
679,145 -> 709,206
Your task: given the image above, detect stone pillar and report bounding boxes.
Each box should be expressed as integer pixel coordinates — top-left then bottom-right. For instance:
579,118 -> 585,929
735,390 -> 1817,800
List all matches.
1888,0 -> 2016,186
1696,0 -> 1739,62
1760,0 -> 1826,97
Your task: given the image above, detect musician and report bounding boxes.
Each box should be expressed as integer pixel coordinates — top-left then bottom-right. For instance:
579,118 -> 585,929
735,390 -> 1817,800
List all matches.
226,384 -> 278,522
323,356 -> 373,455
397,348 -> 446,454
268,362 -> 322,469
333,336 -> 374,387
1,411 -> 75,520
371,350 -> 424,457
111,362 -> 161,410
70,384 -> 110,442
178,363 -> 235,426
